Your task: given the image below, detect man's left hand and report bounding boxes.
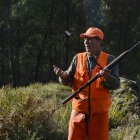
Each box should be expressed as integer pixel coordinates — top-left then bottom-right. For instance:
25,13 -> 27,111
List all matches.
99,69 -> 111,79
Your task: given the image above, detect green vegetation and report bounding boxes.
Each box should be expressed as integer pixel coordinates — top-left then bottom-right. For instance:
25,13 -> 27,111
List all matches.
109,77 -> 140,140
109,125 -> 140,140
0,83 -> 71,140
0,81 -> 140,139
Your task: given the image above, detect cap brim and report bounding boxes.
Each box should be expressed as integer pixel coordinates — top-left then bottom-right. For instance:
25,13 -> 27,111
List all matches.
80,33 -> 97,38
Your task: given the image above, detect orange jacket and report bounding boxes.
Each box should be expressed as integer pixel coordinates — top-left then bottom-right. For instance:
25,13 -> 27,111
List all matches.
72,51 -> 111,114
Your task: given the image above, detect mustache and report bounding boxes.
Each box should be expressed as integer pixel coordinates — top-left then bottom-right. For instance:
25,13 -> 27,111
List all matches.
84,42 -> 95,46
85,44 -> 95,47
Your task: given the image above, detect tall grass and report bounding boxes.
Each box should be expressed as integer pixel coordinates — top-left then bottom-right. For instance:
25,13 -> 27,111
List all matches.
0,82 -> 140,140
109,125 -> 140,140
0,83 -> 71,140
109,77 -> 140,140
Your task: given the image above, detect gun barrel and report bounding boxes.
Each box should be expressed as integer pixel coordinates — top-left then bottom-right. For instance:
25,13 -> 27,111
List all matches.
104,50 -> 129,70
62,41 -> 140,105
62,73 -> 100,104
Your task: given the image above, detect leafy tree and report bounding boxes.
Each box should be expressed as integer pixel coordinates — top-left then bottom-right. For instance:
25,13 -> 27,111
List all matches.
103,0 -> 140,82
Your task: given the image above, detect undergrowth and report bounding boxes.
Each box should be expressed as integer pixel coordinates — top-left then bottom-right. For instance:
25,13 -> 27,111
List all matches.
0,82 -> 140,140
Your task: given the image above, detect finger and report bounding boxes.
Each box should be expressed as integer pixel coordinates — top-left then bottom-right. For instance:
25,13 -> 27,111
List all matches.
56,69 -> 61,75
100,70 -> 108,78
53,67 -> 57,72
54,68 -> 59,74
53,65 -> 58,70
53,65 -> 60,74
53,67 -> 58,73
105,69 -> 111,73
99,70 -> 103,76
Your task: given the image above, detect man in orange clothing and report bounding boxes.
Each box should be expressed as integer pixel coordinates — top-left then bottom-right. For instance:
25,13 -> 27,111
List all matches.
53,27 -> 120,140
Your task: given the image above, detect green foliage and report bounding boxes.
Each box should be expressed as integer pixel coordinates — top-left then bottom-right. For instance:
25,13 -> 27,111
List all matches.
109,77 -> 140,129
109,125 -> 140,140
0,0 -> 139,86
0,81 -> 140,139
0,0 -> 86,85
103,0 -> 140,81
0,83 -> 71,140
109,92 -> 134,128
109,77 -> 140,140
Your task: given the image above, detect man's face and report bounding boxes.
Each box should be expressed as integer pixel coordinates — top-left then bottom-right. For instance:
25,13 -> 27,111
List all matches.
84,37 -> 102,55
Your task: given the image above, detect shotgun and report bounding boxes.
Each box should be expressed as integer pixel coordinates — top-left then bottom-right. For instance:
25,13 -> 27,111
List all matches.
62,41 -> 140,105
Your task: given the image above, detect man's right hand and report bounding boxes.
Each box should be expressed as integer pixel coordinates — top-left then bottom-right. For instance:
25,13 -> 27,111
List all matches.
53,65 -> 67,79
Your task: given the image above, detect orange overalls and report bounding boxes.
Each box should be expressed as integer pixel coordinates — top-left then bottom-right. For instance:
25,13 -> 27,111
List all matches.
68,51 -> 111,140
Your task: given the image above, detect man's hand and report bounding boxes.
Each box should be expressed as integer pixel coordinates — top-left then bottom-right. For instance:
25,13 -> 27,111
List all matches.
99,69 -> 111,79
53,65 -> 67,79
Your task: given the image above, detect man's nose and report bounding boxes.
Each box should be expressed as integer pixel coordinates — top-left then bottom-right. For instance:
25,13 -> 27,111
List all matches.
85,39 -> 89,44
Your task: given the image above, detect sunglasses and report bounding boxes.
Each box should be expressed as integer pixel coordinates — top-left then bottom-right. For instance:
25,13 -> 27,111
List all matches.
93,36 -> 101,41
84,36 -> 101,41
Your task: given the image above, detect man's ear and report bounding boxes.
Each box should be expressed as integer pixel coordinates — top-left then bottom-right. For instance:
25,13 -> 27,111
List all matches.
98,40 -> 103,47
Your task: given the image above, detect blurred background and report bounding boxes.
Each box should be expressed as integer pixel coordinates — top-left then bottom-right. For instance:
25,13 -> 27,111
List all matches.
0,0 -> 139,87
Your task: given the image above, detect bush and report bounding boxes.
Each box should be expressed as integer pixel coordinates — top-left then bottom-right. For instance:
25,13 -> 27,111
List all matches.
0,82 -> 71,140
0,79 -> 140,139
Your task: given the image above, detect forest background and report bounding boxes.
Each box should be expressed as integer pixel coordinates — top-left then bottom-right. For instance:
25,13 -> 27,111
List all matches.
0,0 -> 140,139
0,0 -> 140,87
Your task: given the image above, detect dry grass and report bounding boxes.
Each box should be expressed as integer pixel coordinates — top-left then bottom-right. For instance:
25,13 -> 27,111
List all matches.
0,82 -> 140,140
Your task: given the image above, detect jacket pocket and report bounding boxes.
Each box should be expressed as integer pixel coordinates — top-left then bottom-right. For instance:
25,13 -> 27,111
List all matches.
96,77 -> 105,89
72,98 -> 88,113
74,71 -> 85,85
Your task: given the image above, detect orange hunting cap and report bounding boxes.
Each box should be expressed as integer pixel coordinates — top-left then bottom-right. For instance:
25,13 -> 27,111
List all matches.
80,27 -> 104,40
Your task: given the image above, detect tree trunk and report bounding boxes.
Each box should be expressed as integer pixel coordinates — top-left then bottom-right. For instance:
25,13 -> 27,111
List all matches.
34,32 -> 47,81
0,31 -> 6,84
34,0 -> 55,82
64,0 -> 70,69
15,19 -> 21,85
5,0 -> 20,87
